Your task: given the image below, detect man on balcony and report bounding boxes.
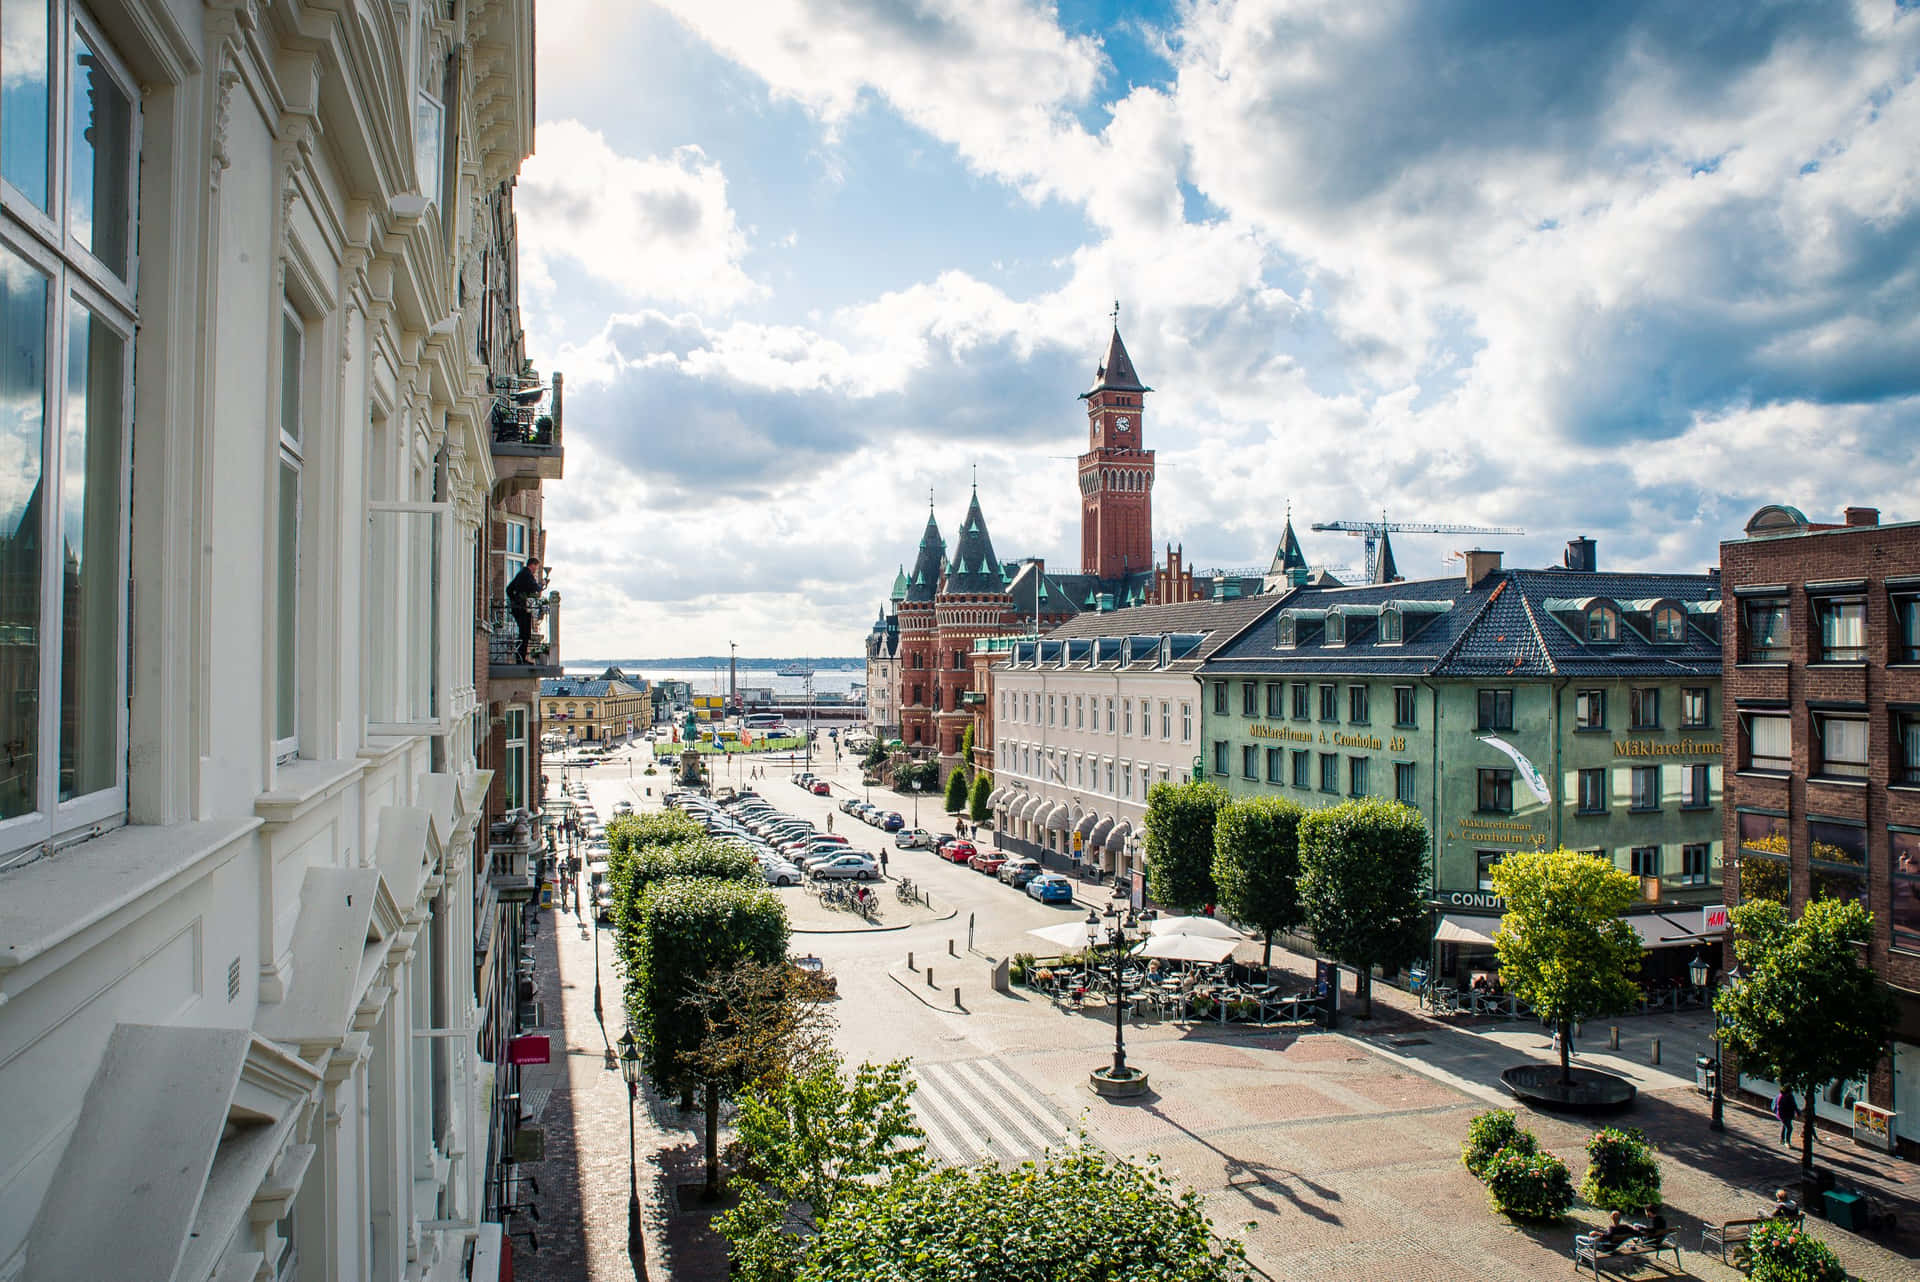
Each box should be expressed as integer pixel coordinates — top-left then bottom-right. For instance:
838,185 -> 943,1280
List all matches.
508,557 -> 547,663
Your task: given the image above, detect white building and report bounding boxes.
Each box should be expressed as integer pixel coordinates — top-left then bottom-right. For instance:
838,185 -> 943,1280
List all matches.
864,591 -> 901,737
985,598 -> 1278,883
0,0 -> 537,1279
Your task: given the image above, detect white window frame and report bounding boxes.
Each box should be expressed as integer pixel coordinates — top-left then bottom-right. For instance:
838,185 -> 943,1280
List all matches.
273,302 -> 306,762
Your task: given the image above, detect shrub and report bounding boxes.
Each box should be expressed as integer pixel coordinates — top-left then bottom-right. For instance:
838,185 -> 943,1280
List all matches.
1009,953 -> 1036,986
1579,1127 -> 1661,1211
1462,1109 -> 1536,1181
944,768 -> 969,812
1748,1218 -> 1847,1282
1483,1144 -> 1574,1222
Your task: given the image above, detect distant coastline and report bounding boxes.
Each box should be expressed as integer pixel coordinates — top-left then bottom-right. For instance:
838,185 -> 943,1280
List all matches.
571,657 -> 862,668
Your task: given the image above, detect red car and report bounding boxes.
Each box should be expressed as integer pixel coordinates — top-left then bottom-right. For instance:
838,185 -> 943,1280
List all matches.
943,840 -> 977,864
810,781 -> 831,795
968,850 -> 1007,875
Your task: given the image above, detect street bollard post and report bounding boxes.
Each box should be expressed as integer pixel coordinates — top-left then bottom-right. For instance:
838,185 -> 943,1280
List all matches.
907,951 -> 915,971
1609,1026 -> 1620,1050
953,987 -> 961,1009
948,939 -> 956,957
926,967 -> 934,988
1650,1037 -> 1661,1066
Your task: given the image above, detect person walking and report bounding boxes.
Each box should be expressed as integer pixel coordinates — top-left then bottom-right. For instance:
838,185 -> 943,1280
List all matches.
1773,1089 -> 1798,1145
505,556 -> 546,663
879,848 -> 889,877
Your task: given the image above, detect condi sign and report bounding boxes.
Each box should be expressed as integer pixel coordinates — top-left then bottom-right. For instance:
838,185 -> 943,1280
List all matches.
1431,890 -> 1506,912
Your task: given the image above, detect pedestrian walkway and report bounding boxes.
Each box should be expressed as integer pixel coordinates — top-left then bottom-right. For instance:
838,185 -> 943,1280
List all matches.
910,1057 -> 1076,1166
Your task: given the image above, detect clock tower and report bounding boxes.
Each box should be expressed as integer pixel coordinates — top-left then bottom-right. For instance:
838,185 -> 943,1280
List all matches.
1077,316 -> 1154,579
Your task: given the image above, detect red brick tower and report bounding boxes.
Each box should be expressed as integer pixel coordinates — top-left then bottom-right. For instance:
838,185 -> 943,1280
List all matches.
895,506 -> 945,749
1077,318 -> 1154,579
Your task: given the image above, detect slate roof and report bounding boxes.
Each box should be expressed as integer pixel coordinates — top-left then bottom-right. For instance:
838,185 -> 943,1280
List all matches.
943,489 -> 1003,594
1269,517 -> 1308,578
903,510 -> 946,603
1046,595 -> 1282,661
1203,566 -> 1722,679
1372,530 -> 1400,584
540,678 -> 644,698
1079,325 -> 1150,398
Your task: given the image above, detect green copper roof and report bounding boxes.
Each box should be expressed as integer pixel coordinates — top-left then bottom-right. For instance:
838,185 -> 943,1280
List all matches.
943,489 -> 1003,595
904,510 -> 945,603
890,565 -> 908,601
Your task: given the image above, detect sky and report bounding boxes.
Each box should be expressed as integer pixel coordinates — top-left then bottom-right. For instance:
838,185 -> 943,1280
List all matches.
518,0 -> 1920,660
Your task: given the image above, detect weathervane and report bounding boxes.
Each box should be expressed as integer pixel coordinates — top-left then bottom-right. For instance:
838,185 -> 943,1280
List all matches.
1111,299 -> 1120,325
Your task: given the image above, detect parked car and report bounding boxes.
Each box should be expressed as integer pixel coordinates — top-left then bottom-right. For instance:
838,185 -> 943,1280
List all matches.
810,853 -> 880,880
942,840 -> 978,864
810,781 -> 831,796
791,954 -> 837,997
612,800 -> 633,815
881,812 -> 905,831
894,827 -> 934,849
760,859 -> 803,887
1026,873 -> 1075,903
997,857 -> 1042,887
840,798 -> 863,815
968,850 -> 1008,875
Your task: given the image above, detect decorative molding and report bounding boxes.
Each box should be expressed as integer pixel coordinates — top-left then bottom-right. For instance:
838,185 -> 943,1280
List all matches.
208,64 -> 242,190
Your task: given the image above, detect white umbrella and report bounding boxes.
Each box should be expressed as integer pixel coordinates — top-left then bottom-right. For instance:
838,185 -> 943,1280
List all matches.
1149,915 -> 1245,941
1132,933 -> 1237,964
1027,920 -> 1099,951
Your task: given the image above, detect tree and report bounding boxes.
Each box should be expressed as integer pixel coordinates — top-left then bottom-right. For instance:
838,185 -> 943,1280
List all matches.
1298,798 -> 1429,1018
683,959 -> 838,1107
968,771 -> 993,823
891,758 -> 937,792
943,766 -> 969,813
959,721 -> 976,770
797,1143 -> 1250,1282
1489,848 -> 1642,1085
631,877 -> 790,1196
718,1056 -> 927,1282
1144,780 -> 1228,912
861,739 -> 889,772
1212,796 -> 1305,968
611,838 -> 762,983
1717,897 -> 1895,1182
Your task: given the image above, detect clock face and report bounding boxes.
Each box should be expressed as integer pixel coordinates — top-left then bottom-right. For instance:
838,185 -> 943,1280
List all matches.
1114,415 -> 1131,433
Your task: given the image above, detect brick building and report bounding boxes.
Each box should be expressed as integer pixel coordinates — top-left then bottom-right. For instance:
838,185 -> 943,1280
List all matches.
1721,502 -> 1920,1153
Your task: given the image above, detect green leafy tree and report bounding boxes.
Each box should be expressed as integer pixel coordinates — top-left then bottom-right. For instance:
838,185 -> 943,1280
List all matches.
968,771 -> 993,823
959,721 -> 976,770
718,1056 -> 928,1282
797,1143 -> 1249,1282
1298,798 -> 1429,1018
861,740 -> 889,771
1145,780 -> 1229,912
631,877 -> 790,1196
1717,897 -> 1895,1181
1212,796 -> 1305,967
943,766 -> 969,812
1489,848 -> 1643,1084
611,838 -> 762,981
891,758 -> 938,792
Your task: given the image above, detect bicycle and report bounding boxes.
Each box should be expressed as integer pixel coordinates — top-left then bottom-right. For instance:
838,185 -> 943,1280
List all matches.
895,878 -> 918,904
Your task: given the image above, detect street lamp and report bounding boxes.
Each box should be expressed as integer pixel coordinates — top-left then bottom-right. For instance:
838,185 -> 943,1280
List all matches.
617,1029 -> 646,1276
1085,905 -> 1141,1082
911,778 -> 922,828
1691,956 -> 1736,1132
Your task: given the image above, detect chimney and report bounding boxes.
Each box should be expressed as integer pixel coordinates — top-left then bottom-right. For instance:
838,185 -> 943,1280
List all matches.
1564,536 -> 1597,573
1463,549 -> 1503,589
1844,506 -> 1880,528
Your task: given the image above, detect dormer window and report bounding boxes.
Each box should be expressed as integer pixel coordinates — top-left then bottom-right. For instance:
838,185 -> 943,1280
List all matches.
1652,604 -> 1683,644
1277,614 -> 1296,647
1585,603 -> 1619,643
1379,607 -> 1403,645
1324,611 -> 1346,646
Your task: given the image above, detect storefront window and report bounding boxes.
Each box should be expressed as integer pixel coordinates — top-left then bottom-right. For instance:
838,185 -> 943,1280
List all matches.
1892,831 -> 1920,951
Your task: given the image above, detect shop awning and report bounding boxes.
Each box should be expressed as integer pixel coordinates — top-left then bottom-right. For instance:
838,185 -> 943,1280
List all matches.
1074,811 -> 1099,837
1434,914 -> 1500,946
1627,912 -> 1715,949
1104,819 -> 1133,853
987,788 -> 1007,809
1015,795 -> 1041,822
1088,816 -> 1115,848
1046,803 -> 1073,834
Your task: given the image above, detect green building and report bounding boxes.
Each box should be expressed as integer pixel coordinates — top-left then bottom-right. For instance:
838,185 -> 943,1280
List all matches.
1198,544 -> 1724,983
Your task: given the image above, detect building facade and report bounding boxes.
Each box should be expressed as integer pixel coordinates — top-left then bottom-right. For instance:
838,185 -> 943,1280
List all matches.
1720,503 -> 1920,1153
1201,544 -> 1726,984
540,673 -> 650,744
0,1 -> 540,1278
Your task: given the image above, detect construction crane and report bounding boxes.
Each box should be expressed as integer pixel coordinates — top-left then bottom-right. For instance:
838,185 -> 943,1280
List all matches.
1311,517 -> 1525,582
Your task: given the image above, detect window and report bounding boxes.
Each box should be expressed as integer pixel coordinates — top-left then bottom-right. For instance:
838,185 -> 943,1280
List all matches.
1680,687 -> 1710,730
1815,714 -> 1869,780
1265,682 -> 1284,718
1737,811 -> 1789,905
1318,684 -> 1338,721
1319,753 -> 1339,793
1743,712 -> 1791,772
1104,759 -> 1115,793
503,708 -> 527,810
1242,744 -> 1258,779
0,16 -> 139,841
1266,747 -> 1284,783
1898,713 -> 1920,787
1809,820 -> 1867,909
1586,603 -> 1619,643
1161,701 -> 1171,739
1577,769 -> 1607,814
1180,702 -> 1191,742
415,89 -> 445,207
1742,597 -> 1789,662
1277,614 -> 1296,647
1292,683 -> 1311,720
1047,695 -> 1055,725
1075,755 -> 1085,787
1575,689 -> 1606,731
1120,760 -> 1132,798
1075,695 -> 1084,728
1895,594 -> 1920,663
1213,681 -> 1228,714
1630,688 -> 1660,730
1393,686 -> 1417,727
1814,597 -> 1866,663
1292,750 -> 1310,788
1394,762 -> 1415,803
1324,611 -> 1345,645
1348,757 -> 1368,796
1213,741 -> 1228,775
1652,605 -> 1684,643
1681,764 -> 1711,809
1892,830 -> 1920,949
1241,682 -> 1256,717
1630,766 -> 1659,811
1476,688 -> 1513,732
1104,697 -> 1114,732
1477,769 -> 1513,813
1681,843 -> 1710,887
1122,698 -> 1132,735
1476,851 -> 1502,892
503,517 -> 529,582
1349,685 -> 1370,724
1379,608 -> 1403,644
1630,846 -> 1660,878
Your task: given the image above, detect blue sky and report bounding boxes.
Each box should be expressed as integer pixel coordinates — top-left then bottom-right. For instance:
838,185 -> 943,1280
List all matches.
520,0 -> 1920,658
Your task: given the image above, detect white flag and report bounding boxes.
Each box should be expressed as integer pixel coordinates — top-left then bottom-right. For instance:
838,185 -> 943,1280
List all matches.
1479,735 -> 1553,806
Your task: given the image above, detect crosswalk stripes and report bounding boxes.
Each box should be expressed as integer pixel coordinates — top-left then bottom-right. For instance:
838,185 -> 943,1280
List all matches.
910,1057 -> 1075,1167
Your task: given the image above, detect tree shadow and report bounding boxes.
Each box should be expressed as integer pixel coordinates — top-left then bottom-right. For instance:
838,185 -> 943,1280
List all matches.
1131,1097 -> 1345,1227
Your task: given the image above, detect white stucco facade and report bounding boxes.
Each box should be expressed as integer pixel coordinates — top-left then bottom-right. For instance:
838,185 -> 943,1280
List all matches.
0,2 -> 536,1279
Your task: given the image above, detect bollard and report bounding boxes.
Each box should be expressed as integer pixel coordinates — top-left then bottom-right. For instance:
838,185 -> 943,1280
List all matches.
1609,1026 -> 1620,1050
907,951 -> 915,971
948,939 -> 957,957
1651,1037 -> 1661,1066
953,987 -> 961,1009
926,967 -> 934,988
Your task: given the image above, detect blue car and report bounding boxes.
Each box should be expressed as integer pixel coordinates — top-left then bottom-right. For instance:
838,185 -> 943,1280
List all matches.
882,812 -> 905,831
1025,873 -> 1074,904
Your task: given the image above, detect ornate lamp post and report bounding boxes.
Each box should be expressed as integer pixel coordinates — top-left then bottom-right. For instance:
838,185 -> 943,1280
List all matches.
1691,956 -> 1737,1132
911,778 -> 923,828
618,1029 -> 647,1275
1084,906 -> 1150,1097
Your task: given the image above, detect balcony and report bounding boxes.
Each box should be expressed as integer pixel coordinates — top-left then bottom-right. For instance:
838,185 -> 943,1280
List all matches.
487,816 -> 539,901
488,592 -> 563,685
490,372 -> 564,495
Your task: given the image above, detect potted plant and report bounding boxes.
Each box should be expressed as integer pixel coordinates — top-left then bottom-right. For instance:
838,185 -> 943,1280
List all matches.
1228,997 -> 1257,1022
1189,993 -> 1216,1020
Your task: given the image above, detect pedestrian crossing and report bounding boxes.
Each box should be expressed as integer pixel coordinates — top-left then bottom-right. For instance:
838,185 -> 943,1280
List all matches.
911,1057 -> 1076,1167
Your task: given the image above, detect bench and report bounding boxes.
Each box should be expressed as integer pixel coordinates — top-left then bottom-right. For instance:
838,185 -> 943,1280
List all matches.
1701,1211 -> 1800,1265
1571,1229 -> 1681,1276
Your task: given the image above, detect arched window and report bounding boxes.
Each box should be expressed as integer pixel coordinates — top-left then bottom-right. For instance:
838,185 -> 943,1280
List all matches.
1324,611 -> 1346,645
1379,607 -> 1403,644
1586,603 -> 1619,643
1277,614 -> 1296,647
1652,604 -> 1683,643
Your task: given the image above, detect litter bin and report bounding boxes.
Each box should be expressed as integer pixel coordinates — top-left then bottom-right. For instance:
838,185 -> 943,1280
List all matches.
1823,1189 -> 1862,1232
1695,1055 -> 1716,1094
